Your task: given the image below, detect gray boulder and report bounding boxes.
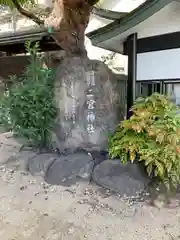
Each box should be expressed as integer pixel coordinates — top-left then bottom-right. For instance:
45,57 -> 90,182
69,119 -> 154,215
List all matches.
44,152 -> 94,186
27,153 -> 58,176
92,159 -> 149,197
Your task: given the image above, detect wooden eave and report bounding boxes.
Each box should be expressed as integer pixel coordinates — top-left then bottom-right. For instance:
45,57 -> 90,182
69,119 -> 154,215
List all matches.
0,28 -> 60,53
87,0 -> 173,47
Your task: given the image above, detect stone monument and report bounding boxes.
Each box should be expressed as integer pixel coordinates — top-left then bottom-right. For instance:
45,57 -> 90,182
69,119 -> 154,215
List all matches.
54,56 -> 126,153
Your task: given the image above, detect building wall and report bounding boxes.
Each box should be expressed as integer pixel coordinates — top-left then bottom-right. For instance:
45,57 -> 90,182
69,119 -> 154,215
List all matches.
136,48 -> 180,104
136,48 -> 180,81
134,1 -> 180,104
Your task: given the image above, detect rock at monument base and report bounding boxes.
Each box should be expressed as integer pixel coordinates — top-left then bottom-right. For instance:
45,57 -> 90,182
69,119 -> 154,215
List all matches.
0,144 -> 21,165
0,132 -> 28,165
54,56 -> 126,152
92,160 -> 149,197
90,150 -> 109,165
44,152 -> 94,186
27,153 -> 58,176
5,150 -> 38,171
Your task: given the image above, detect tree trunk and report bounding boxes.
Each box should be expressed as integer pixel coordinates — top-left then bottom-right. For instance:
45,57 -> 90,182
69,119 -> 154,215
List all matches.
44,0 -> 93,56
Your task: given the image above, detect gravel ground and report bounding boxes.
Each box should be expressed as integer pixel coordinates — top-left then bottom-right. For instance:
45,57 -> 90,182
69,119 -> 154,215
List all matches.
0,167 -> 180,240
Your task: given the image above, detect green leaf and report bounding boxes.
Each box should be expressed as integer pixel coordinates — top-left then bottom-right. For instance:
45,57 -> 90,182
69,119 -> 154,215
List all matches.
0,41 -> 56,147
0,0 -> 34,9
108,92 -> 180,189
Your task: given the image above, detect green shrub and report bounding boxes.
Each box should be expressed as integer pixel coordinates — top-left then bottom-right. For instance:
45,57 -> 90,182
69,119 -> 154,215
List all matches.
0,41 -> 57,147
109,93 -> 180,189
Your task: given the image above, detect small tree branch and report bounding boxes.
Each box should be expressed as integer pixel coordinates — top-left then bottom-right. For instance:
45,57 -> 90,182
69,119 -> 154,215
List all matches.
12,0 -> 44,25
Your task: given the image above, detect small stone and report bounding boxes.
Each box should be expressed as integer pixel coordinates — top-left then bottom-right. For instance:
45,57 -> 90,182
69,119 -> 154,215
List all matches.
45,196 -> 48,200
68,227 -> 75,234
29,201 -> 32,204
41,182 -> 49,190
78,200 -> 85,204
43,213 -> 49,217
69,208 -> 76,213
34,192 -> 39,196
65,189 -> 76,194
21,172 -> 29,176
28,180 -> 36,184
50,187 -> 57,192
20,186 -> 27,191
44,184 -> 50,189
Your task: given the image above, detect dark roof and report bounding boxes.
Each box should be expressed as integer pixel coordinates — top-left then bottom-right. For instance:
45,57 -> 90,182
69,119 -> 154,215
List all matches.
0,27 -> 47,44
92,7 -> 127,20
0,27 -> 60,53
87,0 -> 172,46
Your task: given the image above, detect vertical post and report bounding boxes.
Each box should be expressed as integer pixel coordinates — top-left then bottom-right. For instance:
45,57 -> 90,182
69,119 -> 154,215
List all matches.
11,9 -> 17,33
124,33 -> 137,119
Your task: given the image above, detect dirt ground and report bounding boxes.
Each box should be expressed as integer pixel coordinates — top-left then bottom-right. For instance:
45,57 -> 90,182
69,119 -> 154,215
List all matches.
0,166 -> 180,240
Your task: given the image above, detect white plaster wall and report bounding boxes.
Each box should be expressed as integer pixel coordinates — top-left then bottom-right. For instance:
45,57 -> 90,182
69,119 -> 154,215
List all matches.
136,48 -> 180,81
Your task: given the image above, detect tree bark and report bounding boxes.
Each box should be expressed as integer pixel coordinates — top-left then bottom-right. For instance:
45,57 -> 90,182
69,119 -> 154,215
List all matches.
44,0 -> 93,56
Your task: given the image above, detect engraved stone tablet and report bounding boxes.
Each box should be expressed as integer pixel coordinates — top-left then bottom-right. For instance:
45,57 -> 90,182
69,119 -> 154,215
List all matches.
54,56 -> 126,152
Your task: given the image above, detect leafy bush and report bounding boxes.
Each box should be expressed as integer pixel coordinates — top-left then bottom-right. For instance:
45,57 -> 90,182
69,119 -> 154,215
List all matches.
0,41 -> 57,147
109,93 -> 180,189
